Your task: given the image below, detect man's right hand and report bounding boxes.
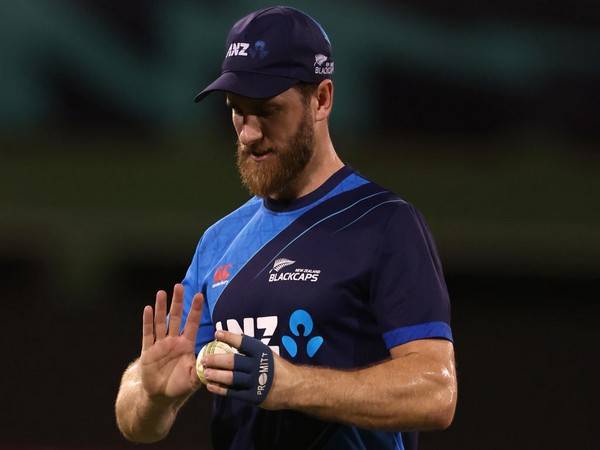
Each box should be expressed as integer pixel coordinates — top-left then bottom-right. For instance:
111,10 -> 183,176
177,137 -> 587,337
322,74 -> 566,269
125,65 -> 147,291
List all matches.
140,284 -> 204,401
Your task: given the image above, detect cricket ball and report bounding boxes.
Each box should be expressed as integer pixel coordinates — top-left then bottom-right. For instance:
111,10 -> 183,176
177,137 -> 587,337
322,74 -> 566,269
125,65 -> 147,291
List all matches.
196,340 -> 237,385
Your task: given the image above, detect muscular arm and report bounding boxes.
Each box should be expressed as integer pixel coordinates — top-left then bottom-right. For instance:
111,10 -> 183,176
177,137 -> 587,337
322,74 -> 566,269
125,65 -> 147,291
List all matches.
273,339 -> 456,430
115,285 -> 204,442
115,359 -> 190,442
205,333 -> 457,431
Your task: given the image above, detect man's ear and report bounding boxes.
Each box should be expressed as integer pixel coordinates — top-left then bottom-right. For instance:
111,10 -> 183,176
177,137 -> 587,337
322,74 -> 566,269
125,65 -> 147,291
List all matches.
314,79 -> 333,122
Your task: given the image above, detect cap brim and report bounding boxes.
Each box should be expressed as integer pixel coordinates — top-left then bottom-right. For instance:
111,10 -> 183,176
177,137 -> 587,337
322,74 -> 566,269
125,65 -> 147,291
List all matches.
194,71 -> 298,102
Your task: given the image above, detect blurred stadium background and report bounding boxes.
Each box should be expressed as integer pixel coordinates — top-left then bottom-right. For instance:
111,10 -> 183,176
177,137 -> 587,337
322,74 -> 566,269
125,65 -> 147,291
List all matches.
1,1 -> 598,449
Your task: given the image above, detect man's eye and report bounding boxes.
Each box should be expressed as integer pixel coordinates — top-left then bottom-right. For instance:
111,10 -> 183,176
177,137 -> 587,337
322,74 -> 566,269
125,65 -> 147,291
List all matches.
230,107 -> 275,118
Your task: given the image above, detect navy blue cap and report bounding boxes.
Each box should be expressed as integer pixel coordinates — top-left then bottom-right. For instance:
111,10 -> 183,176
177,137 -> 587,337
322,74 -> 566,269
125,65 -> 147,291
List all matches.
194,6 -> 334,102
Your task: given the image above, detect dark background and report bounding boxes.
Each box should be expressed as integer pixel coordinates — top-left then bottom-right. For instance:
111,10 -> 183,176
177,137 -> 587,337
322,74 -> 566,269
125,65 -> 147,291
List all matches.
1,1 -> 599,449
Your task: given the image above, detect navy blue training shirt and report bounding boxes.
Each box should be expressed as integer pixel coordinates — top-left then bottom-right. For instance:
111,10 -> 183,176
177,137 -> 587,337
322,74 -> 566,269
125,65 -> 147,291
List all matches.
181,166 -> 453,450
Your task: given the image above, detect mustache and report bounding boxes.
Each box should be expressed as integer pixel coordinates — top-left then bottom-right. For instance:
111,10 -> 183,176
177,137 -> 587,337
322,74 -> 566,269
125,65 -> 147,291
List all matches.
237,141 -> 276,155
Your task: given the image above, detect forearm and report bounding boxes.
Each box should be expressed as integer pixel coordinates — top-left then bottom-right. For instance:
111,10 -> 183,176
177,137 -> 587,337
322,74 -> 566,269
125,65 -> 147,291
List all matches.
277,351 -> 456,430
115,360 -> 188,443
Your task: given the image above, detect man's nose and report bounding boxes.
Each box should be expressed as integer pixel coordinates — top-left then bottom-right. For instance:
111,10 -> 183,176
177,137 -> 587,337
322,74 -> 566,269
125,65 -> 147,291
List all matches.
239,116 -> 263,146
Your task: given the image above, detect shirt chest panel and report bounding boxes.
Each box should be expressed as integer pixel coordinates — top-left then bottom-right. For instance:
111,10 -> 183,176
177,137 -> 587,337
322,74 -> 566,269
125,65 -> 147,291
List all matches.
209,211 -> 388,366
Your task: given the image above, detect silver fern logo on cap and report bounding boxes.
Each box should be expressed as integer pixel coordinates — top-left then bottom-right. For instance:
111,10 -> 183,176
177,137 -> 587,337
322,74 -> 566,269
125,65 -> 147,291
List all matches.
314,54 -> 328,66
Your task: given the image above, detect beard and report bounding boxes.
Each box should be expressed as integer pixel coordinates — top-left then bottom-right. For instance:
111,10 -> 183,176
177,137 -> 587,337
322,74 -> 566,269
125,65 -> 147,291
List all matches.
236,109 -> 314,199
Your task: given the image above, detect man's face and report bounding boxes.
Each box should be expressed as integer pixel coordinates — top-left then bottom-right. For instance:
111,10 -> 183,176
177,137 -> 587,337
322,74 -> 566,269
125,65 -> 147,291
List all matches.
227,87 -> 314,198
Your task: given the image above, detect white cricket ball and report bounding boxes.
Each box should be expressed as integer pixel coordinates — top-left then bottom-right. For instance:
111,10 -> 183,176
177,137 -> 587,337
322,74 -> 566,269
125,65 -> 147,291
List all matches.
196,340 -> 237,385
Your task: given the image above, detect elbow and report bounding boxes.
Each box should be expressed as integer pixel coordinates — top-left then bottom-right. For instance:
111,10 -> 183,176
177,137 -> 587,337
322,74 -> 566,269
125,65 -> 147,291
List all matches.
385,342 -> 458,431
424,370 -> 457,430
408,391 -> 455,431
384,393 -> 456,432
116,417 -> 169,444
115,398 -> 170,444
122,432 -> 168,444
427,398 -> 456,430
382,376 -> 457,431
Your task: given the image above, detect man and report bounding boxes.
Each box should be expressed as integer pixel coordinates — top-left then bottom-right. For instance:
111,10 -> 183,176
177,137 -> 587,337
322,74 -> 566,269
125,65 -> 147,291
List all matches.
115,6 -> 457,450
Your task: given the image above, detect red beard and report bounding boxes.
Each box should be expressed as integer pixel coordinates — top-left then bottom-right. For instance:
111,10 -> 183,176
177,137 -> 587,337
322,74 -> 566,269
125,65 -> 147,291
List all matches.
236,110 -> 314,198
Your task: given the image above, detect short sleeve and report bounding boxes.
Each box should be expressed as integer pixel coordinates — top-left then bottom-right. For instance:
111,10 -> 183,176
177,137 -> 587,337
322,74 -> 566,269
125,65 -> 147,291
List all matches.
180,236 -> 215,354
369,204 -> 453,349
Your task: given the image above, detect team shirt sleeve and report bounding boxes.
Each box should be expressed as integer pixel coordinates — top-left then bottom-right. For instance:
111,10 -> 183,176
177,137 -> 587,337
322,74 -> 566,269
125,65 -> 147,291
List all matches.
180,235 -> 215,354
369,203 -> 453,349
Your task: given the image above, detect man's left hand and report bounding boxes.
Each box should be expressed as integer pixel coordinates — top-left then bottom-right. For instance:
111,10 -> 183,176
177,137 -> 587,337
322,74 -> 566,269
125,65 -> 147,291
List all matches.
202,330 -> 295,409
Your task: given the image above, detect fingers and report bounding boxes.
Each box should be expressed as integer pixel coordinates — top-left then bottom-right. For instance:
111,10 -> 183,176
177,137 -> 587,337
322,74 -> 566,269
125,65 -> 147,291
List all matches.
168,284 -> 184,337
143,286 -> 202,351
189,364 -> 204,392
206,382 -> 228,397
154,290 -> 168,340
141,305 -> 154,352
215,330 -> 243,351
204,368 -> 234,386
182,293 -> 204,342
203,353 -> 236,371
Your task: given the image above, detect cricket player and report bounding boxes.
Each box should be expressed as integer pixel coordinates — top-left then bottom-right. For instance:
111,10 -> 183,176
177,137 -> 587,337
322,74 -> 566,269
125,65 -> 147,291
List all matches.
115,6 -> 457,450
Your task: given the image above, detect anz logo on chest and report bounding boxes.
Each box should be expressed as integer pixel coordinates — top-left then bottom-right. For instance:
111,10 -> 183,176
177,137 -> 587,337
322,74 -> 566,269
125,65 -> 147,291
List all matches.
215,309 -> 324,358
215,316 -> 279,354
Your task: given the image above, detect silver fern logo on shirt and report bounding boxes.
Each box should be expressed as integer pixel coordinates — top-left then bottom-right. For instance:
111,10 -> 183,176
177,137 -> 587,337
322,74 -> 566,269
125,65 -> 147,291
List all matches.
268,258 -> 321,283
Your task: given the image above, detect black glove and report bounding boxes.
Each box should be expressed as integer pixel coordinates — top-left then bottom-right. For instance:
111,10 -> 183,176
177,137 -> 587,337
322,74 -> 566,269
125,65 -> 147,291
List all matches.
228,334 -> 275,405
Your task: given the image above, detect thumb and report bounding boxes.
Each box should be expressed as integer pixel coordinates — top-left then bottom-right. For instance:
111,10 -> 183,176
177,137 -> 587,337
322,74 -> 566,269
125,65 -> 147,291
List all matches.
189,361 -> 204,391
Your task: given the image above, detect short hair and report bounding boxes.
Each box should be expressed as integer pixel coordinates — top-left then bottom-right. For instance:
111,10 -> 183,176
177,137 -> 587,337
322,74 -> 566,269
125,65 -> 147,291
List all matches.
294,82 -> 319,105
